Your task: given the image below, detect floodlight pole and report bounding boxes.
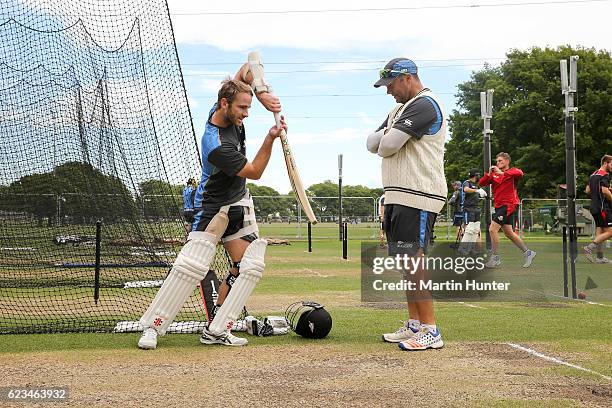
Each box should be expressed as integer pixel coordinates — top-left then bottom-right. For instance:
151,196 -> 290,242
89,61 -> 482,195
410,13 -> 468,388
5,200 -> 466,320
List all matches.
561,56 -> 579,299
481,89 -> 494,251
338,154 -> 343,241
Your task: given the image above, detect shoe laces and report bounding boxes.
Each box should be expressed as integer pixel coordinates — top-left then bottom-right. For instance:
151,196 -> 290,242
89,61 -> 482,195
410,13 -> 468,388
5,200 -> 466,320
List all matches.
412,327 -> 431,341
394,321 -> 411,333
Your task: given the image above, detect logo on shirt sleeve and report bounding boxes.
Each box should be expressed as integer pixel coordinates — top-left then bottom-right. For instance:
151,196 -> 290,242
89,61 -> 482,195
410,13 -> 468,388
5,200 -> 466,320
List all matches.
404,119 -> 413,127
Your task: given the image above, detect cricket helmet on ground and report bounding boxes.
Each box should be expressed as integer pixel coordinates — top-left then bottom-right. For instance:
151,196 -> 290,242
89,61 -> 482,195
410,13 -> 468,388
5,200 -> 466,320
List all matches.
285,301 -> 332,339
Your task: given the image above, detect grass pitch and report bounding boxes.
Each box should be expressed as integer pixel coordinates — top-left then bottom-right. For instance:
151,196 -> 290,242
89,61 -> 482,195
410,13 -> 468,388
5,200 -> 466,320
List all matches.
0,228 -> 611,407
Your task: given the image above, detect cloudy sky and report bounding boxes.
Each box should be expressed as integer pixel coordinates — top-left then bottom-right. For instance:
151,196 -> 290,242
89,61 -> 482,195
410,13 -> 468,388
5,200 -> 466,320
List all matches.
167,0 -> 611,194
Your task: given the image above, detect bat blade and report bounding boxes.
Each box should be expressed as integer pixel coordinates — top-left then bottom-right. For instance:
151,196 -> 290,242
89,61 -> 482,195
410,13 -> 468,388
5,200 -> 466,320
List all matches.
248,51 -> 318,224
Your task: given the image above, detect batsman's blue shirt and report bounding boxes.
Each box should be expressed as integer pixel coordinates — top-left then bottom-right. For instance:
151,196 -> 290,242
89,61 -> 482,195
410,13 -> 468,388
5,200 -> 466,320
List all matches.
194,104 -> 248,210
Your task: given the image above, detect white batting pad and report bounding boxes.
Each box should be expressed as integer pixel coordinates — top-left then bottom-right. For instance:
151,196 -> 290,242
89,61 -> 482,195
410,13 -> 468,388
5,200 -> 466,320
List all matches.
208,238 -> 267,335
458,221 -> 481,255
139,237 -> 216,335
461,221 -> 481,242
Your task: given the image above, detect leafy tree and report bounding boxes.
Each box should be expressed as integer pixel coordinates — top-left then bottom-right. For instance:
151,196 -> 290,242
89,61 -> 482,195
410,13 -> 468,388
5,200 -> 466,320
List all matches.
5,162 -> 138,224
307,180 -> 340,219
247,183 -> 294,218
306,181 -> 382,220
446,46 -> 612,198
343,185 -> 380,218
138,179 -> 182,218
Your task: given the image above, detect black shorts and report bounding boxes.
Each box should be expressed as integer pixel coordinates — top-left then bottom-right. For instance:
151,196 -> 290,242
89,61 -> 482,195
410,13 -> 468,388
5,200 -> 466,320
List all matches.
183,209 -> 195,224
384,204 -> 437,256
464,208 -> 481,223
592,210 -> 612,228
452,212 -> 463,226
193,206 -> 257,242
492,205 -> 515,226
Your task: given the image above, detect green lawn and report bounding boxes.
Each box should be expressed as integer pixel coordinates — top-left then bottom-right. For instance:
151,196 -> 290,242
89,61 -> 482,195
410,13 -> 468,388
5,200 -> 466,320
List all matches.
1,226 -> 611,382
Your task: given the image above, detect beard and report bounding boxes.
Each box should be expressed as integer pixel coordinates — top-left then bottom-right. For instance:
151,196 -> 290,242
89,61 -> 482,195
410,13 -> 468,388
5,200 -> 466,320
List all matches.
225,109 -> 242,127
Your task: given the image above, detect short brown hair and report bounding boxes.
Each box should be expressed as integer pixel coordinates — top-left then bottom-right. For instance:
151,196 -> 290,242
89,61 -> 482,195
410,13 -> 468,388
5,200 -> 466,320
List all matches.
217,78 -> 253,106
601,155 -> 612,166
496,152 -> 511,161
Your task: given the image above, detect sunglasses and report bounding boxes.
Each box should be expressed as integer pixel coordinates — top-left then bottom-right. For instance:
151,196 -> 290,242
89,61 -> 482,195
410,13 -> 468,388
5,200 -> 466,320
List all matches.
379,68 -> 410,79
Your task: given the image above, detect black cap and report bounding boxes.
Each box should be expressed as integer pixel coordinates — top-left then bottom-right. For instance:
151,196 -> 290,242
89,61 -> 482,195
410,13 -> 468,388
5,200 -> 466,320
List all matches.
374,58 -> 418,88
468,169 -> 480,178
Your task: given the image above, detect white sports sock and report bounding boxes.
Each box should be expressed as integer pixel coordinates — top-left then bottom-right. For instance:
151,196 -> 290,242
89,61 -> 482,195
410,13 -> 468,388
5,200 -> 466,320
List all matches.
423,324 -> 437,333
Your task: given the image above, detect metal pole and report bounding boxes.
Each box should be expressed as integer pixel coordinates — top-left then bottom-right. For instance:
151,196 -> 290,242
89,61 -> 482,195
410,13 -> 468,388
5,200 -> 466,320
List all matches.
561,56 -> 579,299
342,222 -> 348,259
308,221 -> 312,253
562,226 -> 569,298
481,90 -> 494,251
94,220 -> 102,304
519,199 -> 525,235
570,226 -> 578,298
338,154 -> 343,241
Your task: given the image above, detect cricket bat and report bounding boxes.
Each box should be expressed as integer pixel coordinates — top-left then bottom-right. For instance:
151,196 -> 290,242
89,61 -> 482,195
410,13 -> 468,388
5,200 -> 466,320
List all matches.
247,51 -> 318,224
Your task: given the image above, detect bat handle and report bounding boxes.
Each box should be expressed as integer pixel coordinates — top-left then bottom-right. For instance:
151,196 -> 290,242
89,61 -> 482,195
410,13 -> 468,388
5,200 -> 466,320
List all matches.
273,111 -> 282,127
273,111 -> 288,138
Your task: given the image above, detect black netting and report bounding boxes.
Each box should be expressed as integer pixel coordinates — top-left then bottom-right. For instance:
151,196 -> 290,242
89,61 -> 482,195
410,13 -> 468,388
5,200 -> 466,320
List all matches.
0,0 -> 229,334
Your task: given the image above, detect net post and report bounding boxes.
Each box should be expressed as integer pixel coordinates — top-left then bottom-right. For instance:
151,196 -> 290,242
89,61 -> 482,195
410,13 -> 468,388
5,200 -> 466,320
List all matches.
562,226 -> 568,298
481,89 -> 494,251
561,56 -> 579,299
342,222 -> 348,260
569,226 -> 578,299
308,221 -> 312,253
338,154 -> 343,241
94,220 -> 102,304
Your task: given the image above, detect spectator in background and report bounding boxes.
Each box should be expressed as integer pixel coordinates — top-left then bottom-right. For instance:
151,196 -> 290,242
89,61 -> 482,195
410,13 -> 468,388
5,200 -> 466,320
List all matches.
182,177 -> 197,234
449,180 -> 463,246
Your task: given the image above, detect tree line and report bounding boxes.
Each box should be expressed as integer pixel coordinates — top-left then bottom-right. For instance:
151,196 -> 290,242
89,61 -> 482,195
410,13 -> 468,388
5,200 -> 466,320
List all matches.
0,163 -> 383,223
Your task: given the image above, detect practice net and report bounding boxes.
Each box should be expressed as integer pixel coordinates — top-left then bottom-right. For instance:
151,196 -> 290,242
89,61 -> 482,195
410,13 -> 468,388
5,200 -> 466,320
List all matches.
0,0 -> 230,334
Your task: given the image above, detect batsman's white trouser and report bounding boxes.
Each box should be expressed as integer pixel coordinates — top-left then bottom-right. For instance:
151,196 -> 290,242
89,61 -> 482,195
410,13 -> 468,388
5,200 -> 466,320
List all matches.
139,232 -> 217,335
208,239 -> 267,335
458,221 -> 480,254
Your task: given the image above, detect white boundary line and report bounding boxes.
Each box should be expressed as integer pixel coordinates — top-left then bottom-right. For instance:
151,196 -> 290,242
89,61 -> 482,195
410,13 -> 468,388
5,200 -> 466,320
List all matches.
457,301 -> 487,309
505,343 -> 612,381
525,289 -> 611,307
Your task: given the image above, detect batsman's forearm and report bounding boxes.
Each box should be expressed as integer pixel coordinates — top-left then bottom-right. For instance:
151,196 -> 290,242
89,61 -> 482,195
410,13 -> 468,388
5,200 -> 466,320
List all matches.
250,137 -> 275,179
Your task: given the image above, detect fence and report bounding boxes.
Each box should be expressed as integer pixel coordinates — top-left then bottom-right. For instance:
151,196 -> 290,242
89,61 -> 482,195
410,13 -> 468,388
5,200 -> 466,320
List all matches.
518,199 -> 595,238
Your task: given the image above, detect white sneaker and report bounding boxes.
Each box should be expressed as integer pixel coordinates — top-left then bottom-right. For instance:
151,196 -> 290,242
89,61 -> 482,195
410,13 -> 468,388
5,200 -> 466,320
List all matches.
382,322 -> 419,343
522,250 -> 536,268
200,327 -> 248,346
484,255 -> 501,268
398,327 -> 444,351
594,257 -> 611,264
138,327 -> 158,350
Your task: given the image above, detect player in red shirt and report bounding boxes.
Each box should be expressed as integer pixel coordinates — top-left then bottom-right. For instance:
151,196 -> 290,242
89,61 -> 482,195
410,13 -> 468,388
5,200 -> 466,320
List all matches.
584,154 -> 612,263
478,152 -> 536,268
